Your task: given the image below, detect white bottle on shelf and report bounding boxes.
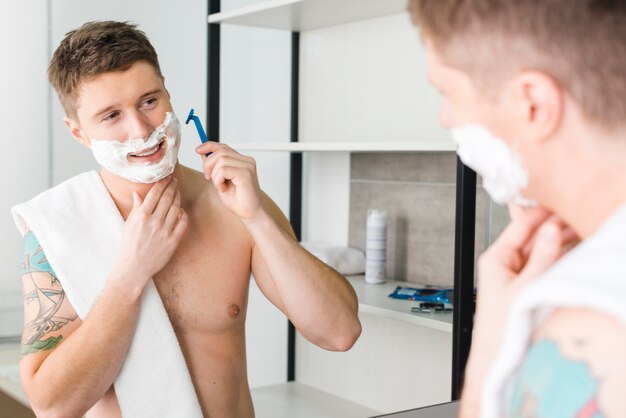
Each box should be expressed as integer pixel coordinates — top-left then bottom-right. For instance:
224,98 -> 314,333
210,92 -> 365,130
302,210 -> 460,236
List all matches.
365,209 -> 388,284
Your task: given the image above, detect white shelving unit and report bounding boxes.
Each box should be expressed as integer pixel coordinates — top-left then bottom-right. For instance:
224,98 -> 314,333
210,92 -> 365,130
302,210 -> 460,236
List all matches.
210,1 -> 458,414
209,0 -> 408,32
228,140 -> 456,153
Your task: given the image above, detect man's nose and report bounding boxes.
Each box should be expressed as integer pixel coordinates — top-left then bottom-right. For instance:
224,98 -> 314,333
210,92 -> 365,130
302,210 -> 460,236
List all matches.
127,113 -> 153,140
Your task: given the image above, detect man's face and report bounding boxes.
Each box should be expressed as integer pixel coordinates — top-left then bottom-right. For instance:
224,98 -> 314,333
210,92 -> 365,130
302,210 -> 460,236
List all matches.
66,61 -> 174,165
423,41 -> 556,204
424,42 -> 519,145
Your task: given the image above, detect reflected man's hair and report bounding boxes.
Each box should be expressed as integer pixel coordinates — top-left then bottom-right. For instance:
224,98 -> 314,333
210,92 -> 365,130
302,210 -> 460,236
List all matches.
408,0 -> 626,130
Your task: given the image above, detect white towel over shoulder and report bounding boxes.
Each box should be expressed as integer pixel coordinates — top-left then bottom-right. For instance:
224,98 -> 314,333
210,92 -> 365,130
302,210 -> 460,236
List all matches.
481,203 -> 626,418
12,170 -> 202,418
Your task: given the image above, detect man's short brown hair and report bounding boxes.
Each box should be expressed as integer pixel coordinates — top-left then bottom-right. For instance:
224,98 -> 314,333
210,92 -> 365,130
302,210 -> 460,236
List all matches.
408,0 -> 626,130
48,21 -> 162,119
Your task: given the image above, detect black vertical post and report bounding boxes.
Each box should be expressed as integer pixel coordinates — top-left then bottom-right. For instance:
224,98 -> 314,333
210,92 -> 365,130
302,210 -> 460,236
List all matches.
207,0 -> 220,142
287,31 -> 301,383
451,157 -> 477,400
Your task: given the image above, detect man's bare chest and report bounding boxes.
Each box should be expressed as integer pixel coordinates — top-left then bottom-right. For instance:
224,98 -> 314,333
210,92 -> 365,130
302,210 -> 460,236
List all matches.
152,219 -> 253,335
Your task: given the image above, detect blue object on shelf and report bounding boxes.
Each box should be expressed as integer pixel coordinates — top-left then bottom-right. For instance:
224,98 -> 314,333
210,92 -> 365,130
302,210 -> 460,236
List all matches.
388,286 -> 454,305
185,108 -> 211,156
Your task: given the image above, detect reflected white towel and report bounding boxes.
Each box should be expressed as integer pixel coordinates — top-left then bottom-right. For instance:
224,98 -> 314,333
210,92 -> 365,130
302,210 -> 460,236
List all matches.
11,171 -> 202,418
481,203 -> 626,418
300,241 -> 365,275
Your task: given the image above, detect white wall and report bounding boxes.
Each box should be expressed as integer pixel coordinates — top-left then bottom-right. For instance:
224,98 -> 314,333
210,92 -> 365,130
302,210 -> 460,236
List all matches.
0,1 -> 50,337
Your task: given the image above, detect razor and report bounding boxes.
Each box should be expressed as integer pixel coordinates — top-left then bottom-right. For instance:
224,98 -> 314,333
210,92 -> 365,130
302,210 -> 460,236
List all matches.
185,108 -> 212,156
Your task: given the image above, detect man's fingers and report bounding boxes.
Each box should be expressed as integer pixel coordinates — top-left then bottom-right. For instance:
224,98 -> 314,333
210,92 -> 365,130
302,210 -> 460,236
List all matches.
508,204 -> 551,223
141,176 -> 173,213
208,156 -> 252,180
164,191 -> 182,231
492,207 -> 552,257
212,166 -> 232,193
195,141 -> 231,156
212,164 -> 251,193
130,191 -> 143,216
153,178 -> 178,221
560,226 -> 580,244
518,221 -> 562,282
171,210 -> 189,241
519,214 -> 567,259
203,154 -> 249,179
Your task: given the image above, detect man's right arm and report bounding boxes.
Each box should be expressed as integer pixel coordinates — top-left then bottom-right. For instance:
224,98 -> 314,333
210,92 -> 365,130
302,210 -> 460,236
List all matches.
20,176 -> 188,418
20,230 -> 145,418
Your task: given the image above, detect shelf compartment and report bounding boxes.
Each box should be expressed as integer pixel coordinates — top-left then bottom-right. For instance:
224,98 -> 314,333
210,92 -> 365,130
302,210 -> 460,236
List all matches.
227,140 -> 455,152
346,275 -> 453,333
208,0 -> 409,32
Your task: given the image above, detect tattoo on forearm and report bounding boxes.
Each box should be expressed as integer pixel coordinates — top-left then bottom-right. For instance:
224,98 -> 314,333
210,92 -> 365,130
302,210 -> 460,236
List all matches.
21,232 -> 77,356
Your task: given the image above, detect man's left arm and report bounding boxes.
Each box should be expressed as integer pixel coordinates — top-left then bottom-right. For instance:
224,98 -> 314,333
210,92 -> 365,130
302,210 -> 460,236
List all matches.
196,142 -> 361,351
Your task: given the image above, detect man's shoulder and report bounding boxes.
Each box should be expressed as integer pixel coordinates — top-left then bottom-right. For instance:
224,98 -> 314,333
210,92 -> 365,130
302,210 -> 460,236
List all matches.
510,307 -> 626,417
12,171 -> 99,235
535,306 -> 626,343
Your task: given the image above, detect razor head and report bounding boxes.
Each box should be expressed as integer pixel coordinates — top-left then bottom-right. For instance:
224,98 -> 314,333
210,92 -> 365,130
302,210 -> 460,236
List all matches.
185,108 -> 196,125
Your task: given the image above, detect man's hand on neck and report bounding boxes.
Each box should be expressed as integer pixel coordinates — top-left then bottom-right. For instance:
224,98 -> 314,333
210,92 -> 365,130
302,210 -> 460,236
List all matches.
99,164 -> 184,220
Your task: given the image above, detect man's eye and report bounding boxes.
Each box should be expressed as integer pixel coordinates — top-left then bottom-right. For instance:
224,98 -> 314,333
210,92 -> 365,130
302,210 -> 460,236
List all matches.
143,98 -> 157,107
103,111 -> 120,122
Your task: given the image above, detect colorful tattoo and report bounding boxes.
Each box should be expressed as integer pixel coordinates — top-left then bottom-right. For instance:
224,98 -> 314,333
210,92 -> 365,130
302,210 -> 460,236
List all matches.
508,339 -> 604,418
21,231 -> 77,357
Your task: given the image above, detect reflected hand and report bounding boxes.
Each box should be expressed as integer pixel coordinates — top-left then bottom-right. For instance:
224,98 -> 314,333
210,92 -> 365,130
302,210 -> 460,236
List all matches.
461,205 -> 579,415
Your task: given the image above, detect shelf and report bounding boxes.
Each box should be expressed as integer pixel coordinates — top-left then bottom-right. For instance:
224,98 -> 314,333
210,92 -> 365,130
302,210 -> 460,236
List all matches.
252,381 -> 380,418
346,275 -> 453,333
228,140 -> 455,153
208,0 -> 408,32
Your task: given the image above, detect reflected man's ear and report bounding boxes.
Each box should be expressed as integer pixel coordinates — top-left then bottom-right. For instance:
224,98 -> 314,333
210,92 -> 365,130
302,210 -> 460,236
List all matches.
513,70 -> 564,145
64,116 -> 91,149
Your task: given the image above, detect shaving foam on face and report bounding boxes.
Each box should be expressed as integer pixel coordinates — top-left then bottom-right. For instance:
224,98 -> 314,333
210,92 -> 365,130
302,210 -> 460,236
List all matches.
451,124 -> 537,207
90,112 -> 181,183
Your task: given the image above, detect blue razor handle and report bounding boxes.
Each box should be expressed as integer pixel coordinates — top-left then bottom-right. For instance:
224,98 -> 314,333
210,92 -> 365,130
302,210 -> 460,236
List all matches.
185,108 -> 212,156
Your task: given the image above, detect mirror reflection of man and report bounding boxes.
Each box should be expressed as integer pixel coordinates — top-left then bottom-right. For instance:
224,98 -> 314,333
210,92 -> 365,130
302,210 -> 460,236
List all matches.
409,1 -> 626,417
16,21 -> 361,418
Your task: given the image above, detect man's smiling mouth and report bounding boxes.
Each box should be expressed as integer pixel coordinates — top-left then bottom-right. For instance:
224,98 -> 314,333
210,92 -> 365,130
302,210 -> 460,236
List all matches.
129,138 -> 165,158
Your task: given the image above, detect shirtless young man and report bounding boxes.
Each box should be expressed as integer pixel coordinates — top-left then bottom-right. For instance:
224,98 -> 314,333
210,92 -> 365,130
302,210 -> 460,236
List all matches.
408,1 -> 626,417
17,21 -> 361,417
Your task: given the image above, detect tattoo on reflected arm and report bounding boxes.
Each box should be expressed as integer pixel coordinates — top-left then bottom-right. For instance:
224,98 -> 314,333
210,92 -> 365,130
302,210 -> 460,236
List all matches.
508,339 -> 604,418
20,231 -> 77,357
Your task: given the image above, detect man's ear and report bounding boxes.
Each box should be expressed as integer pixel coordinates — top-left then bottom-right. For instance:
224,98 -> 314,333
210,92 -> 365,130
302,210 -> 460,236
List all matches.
64,116 -> 91,148
513,71 -> 564,144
